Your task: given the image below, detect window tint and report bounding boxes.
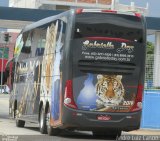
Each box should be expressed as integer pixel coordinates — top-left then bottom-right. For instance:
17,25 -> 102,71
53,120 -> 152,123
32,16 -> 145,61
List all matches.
21,32 -> 32,54
74,13 -> 143,43
35,29 -> 46,56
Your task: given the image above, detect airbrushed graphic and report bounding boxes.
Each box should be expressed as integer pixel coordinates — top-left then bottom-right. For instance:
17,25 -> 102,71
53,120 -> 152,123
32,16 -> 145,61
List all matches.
77,73 -> 97,110
41,22 -> 58,97
96,75 -> 125,111
16,59 -> 41,117
76,74 -> 126,112
14,34 -> 24,58
51,21 -> 63,120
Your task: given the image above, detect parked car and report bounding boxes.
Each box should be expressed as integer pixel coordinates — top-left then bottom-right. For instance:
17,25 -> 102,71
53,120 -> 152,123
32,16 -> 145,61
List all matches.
0,85 -> 10,94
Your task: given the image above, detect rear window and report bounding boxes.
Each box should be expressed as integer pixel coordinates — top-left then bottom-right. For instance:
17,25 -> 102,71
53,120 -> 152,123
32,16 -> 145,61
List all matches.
74,13 -> 143,43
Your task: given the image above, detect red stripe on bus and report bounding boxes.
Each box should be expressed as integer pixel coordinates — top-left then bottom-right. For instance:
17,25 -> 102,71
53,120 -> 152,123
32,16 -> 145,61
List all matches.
86,37 -> 131,42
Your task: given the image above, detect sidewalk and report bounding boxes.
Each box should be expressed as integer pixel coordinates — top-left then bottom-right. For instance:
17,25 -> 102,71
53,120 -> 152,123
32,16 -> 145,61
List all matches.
124,129 -> 160,135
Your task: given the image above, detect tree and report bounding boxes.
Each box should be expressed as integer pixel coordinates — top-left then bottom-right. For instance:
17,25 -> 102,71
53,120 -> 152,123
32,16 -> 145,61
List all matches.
145,41 -> 154,88
146,41 -> 154,54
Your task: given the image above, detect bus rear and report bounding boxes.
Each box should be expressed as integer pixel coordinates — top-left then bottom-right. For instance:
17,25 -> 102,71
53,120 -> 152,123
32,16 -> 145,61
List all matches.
63,10 -> 146,136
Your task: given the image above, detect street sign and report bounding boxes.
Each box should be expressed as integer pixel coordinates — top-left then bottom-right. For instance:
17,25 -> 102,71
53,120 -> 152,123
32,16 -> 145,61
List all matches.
0,47 -> 9,59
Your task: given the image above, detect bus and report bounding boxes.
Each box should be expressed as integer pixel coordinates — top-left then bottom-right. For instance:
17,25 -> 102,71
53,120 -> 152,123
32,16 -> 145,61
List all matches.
9,9 -> 146,138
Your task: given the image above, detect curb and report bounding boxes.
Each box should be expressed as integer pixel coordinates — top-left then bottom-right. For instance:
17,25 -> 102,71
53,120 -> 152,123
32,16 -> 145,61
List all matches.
123,129 -> 160,135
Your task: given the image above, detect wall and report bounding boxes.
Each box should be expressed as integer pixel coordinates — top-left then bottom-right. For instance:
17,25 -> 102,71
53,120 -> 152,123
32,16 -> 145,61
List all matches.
10,0 -> 36,8
141,90 -> 160,129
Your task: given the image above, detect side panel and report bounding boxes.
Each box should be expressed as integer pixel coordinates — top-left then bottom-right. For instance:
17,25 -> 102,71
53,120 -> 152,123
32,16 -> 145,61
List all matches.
50,21 -> 63,126
40,17 -> 68,127
16,58 -> 41,119
40,21 -> 59,126
14,29 -> 44,121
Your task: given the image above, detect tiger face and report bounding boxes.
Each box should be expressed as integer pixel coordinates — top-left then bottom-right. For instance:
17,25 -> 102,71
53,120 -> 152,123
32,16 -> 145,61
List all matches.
96,75 -> 125,108
41,22 -> 58,94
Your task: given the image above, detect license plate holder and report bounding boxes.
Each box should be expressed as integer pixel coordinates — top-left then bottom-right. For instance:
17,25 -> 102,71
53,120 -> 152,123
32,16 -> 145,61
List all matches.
97,115 -> 111,121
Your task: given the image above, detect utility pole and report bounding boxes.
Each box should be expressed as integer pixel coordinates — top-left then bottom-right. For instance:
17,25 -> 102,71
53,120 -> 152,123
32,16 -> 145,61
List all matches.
0,48 -> 4,94
0,33 -> 10,93
0,49 -> 3,93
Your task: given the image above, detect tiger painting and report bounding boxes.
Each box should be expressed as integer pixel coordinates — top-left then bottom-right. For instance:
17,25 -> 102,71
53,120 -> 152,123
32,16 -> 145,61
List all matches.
96,75 -> 125,111
41,22 -> 58,96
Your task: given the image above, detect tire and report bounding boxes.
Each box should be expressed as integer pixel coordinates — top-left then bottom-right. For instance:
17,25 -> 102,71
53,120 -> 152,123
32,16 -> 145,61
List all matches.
16,119 -> 25,127
47,106 -> 61,136
12,102 -> 17,119
48,126 -> 61,136
92,130 -> 121,139
39,107 -> 47,134
15,107 -> 25,127
12,108 -> 16,119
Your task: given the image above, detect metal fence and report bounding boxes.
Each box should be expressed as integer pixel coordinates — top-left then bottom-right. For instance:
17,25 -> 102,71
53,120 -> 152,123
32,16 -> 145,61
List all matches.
145,54 -> 155,89
144,54 -> 160,90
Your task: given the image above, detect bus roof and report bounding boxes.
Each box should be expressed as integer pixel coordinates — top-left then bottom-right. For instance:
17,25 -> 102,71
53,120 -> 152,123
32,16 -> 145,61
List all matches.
22,10 -> 71,33
21,9 -> 143,33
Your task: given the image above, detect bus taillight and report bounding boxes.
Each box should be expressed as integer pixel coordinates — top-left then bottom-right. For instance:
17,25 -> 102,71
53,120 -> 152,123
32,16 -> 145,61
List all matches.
76,9 -> 83,14
101,10 -> 117,13
135,13 -> 142,18
64,80 -> 78,109
130,85 -> 143,112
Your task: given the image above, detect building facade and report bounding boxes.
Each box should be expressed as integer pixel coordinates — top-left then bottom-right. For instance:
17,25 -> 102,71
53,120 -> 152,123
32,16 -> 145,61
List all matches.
0,32 -> 19,87
9,0 -> 148,15
9,0 -> 36,8
10,0 -> 114,9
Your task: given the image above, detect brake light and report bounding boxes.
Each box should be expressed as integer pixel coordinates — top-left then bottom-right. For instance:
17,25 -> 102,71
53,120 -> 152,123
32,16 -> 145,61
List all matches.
135,13 -> 142,18
101,10 -> 117,13
130,85 -> 143,112
64,80 -> 77,109
76,9 -> 83,14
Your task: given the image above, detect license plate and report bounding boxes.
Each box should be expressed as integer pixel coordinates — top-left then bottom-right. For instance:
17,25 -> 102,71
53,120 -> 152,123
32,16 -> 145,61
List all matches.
97,115 -> 111,121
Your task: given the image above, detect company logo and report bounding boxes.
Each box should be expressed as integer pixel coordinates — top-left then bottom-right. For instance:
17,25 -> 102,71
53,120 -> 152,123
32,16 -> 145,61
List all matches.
117,42 -> 134,53
82,40 -> 114,50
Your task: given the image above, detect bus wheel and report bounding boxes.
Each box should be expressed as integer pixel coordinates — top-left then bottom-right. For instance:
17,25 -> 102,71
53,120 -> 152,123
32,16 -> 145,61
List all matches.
39,107 -> 47,134
92,130 -> 121,139
15,109 -> 25,127
13,101 -> 17,119
16,119 -> 25,127
48,126 -> 61,136
47,107 -> 61,136
12,108 -> 16,119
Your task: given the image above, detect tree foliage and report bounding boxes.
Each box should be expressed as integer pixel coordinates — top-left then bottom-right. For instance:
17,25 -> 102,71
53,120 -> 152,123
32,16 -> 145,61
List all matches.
145,41 -> 154,88
146,41 -> 154,54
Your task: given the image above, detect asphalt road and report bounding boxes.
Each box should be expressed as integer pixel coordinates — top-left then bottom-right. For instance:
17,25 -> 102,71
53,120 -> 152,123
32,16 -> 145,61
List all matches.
0,94 -> 117,141
0,94 -> 9,119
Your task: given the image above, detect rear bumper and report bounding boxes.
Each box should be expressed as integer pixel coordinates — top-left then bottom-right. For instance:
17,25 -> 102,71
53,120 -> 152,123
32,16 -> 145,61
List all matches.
62,106 -> 141,131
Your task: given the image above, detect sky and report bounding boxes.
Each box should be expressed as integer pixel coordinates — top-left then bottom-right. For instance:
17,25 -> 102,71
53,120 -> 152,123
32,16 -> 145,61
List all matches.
0,0 -> 8,7
120,0 -> 160,17
119,0 -> 159,41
